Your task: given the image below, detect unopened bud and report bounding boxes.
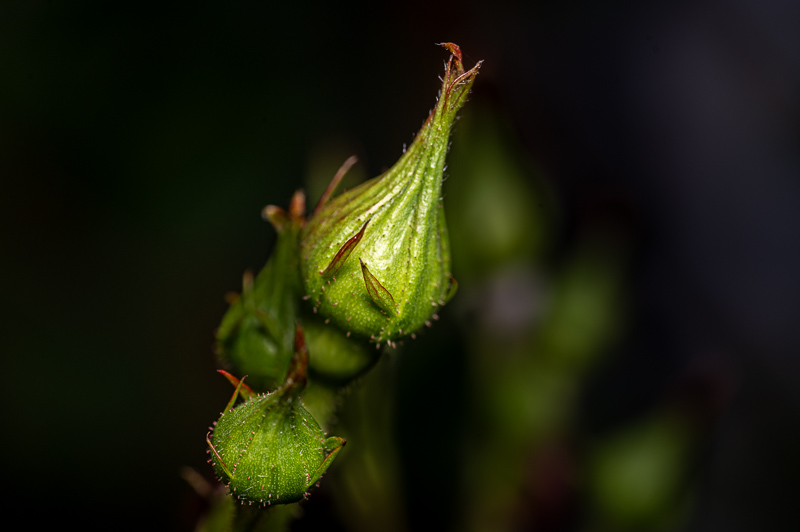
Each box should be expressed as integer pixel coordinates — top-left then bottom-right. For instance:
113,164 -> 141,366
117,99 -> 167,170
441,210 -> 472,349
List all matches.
207,327 -> 345,505
300,43 -> 481,344
215,193 -> 304,391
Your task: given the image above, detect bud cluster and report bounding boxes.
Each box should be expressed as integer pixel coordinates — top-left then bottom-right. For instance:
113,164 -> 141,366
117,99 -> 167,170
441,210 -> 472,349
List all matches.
206,43 -> 480,509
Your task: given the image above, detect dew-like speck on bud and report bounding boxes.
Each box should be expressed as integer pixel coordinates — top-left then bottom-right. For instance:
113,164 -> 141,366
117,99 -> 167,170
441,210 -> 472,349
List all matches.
300,43 -> 481,344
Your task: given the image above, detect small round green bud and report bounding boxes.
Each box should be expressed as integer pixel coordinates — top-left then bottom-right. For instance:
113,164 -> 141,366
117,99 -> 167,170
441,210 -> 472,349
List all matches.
207,329 -> 345,506
302,311 -> 379,384
300,44 -> 481,345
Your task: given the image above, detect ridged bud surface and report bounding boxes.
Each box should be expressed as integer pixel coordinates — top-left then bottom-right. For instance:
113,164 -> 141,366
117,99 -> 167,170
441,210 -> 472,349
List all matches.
207,331 -> 345,506
215,202 -> 302,392
300,44 -> 481,344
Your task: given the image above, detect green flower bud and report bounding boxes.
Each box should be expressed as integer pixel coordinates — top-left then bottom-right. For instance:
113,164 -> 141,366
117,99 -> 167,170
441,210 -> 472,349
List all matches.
299,43 -> 481,345
207,327 -> 346,506
302,310 -> 379,384
215,193 -> 304,392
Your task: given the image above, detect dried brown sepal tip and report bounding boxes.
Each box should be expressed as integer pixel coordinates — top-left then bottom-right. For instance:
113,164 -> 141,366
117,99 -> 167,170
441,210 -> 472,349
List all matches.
436,42 -> 482,112
321,218 -> 370,277
262,190 -> 307,232
284,324 -> 309,388
314,155 -> 359,216
217,369 -> 256,400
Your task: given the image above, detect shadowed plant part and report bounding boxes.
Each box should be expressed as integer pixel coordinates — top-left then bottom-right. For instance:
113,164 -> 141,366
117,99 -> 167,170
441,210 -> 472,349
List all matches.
207,326 -> 346,506
299,43 -> 481,346
216,190 -> 382,393
214,194 -> 305,392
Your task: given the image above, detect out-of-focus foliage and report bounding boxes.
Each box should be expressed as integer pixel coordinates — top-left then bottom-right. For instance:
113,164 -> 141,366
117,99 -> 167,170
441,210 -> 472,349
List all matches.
279,102 -> 702,532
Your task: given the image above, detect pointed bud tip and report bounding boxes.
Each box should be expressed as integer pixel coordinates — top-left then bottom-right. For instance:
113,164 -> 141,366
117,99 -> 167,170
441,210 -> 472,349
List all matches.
437,42 -> 482,80
298,44 -> 475,343
439,42 -> 463,61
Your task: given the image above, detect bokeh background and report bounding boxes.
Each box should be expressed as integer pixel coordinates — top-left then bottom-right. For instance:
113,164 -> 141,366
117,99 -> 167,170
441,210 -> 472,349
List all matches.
2,1 -> 799,530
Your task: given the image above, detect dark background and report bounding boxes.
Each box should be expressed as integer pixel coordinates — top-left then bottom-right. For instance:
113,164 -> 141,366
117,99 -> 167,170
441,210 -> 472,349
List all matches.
2,0 -> 799,530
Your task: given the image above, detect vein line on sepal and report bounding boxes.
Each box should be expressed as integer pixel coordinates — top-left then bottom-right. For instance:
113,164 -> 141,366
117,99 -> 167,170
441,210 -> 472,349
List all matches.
320,218 -> 370,277
360,258 -> 397,315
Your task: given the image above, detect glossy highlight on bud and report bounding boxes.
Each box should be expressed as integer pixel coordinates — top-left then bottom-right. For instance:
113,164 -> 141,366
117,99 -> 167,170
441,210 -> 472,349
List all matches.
300,43 -> 481,344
